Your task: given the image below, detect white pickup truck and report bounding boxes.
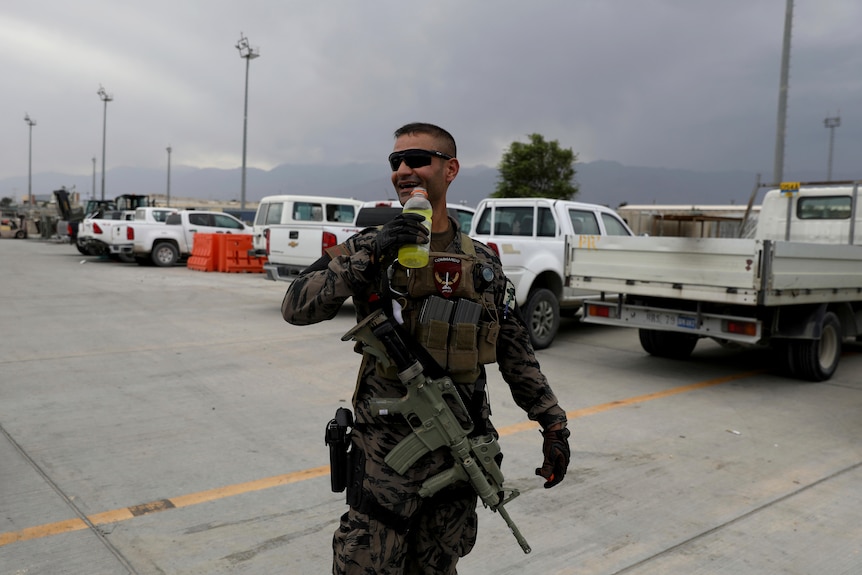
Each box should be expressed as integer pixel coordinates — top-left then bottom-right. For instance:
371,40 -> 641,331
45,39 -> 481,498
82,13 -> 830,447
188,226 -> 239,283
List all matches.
570,181 -> 862,381
470,197 -> 634,349
84,207 -> 177,262
251,194 -> 365,254
259,198 -> 475,281
252,195 -> 365,280
76,210 -> 136,258
131,210 -> 251,266
62,193 -> 153,255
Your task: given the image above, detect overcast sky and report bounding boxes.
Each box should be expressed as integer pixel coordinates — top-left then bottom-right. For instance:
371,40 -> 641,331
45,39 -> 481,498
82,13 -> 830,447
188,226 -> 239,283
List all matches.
3,0 -> 861,186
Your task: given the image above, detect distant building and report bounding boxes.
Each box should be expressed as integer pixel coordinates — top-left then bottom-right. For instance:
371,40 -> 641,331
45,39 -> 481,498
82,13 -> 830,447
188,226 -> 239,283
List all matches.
617,204 -> 760,238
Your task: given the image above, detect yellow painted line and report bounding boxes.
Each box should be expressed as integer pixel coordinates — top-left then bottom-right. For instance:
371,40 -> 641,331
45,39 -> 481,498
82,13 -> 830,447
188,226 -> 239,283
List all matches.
0,518 -> 88,546
0,372 -> 760,547
169,466 -> 329,508
500,370 -> 764,436
0,466 -> 329,547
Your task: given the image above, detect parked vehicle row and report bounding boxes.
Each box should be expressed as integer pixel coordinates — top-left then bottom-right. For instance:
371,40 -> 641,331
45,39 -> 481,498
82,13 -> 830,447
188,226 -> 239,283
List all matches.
64,204 -> 250,266
67,184 -> 862,382
252,194 -> 474,281
53,190 -> 154,251
250,193 -> 631,350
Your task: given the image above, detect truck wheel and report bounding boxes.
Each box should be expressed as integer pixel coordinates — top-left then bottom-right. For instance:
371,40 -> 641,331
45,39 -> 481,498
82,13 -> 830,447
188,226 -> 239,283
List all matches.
15,230 -> 25,239
152,243 -> 179,267
789,311 -> 842,382
638,329 -> 698,359
524,288 -> 560,350
75,241 -> 89,255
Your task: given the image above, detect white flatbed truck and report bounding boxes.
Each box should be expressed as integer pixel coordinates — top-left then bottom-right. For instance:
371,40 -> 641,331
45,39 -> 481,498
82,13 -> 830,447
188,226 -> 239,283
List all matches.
569,181 -> 862,381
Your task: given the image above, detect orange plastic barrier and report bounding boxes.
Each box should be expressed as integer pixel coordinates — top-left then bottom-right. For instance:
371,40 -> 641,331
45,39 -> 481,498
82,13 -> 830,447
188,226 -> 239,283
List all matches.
187,233 -> 220,272
218,234 -> 265,273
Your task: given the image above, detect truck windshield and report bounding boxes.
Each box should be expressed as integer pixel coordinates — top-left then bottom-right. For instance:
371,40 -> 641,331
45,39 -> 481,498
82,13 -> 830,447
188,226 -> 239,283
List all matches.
451,209 -> 473,233
601,213 -> 632,236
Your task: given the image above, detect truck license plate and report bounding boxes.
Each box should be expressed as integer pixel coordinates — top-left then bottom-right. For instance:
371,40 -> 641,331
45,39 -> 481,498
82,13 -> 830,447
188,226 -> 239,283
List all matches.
642,311 -> 697,329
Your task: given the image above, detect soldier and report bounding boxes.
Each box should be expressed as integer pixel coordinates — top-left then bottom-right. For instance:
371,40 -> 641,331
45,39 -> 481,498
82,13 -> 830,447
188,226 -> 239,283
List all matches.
282,122 -> 570,575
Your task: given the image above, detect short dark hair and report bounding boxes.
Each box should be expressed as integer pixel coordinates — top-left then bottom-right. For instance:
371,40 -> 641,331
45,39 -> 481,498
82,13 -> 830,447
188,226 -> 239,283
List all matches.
393,122 -> 457,158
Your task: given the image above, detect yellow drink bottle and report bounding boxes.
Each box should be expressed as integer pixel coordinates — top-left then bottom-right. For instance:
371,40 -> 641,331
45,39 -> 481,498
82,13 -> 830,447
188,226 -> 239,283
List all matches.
398,188 -> 432,268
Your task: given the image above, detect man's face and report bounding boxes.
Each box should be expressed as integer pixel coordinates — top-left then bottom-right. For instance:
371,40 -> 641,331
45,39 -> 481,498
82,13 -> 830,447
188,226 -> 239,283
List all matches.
390,132 -> 458,206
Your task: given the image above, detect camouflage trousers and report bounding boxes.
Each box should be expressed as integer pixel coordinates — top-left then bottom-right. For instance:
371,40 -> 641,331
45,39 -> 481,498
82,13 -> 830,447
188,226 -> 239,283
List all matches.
333,425 -> 478,574
332,494 -> 478,575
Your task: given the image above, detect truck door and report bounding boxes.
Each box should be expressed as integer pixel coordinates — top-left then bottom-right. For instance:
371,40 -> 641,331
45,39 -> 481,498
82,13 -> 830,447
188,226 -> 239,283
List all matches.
253,201 -> 284,253
211,213 -> 248,234
184,213 -> 211,248
185,213 -> 247,246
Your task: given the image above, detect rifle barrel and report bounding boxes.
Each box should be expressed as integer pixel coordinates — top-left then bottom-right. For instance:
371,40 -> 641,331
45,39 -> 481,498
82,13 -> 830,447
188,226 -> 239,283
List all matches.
497,504 -> 531,554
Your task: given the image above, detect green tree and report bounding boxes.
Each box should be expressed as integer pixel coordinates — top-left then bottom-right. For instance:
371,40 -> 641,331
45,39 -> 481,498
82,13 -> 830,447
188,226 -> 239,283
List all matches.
0,197 -> 12,207
493,133 -> 579,199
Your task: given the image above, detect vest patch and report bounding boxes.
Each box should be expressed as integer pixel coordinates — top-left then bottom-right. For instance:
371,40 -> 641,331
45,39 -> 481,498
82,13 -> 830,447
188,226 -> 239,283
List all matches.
433,257 -> 461,298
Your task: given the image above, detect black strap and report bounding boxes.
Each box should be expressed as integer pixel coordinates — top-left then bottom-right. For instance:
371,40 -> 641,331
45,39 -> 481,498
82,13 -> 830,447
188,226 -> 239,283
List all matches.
377,265 -> 447,379
353,495 -> 412,534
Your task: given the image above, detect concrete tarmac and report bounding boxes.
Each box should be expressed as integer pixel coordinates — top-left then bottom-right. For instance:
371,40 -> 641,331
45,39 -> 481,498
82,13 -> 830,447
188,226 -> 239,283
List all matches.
1,239 -> 860,574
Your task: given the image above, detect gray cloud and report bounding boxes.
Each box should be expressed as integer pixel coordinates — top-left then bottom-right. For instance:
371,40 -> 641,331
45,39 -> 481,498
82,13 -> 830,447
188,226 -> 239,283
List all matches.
3,0 -> 860,192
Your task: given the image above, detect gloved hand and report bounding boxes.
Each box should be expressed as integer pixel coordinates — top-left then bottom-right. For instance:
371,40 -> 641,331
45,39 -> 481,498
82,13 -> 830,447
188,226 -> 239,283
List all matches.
374,213 -> 430,264
536,427 -> 570,488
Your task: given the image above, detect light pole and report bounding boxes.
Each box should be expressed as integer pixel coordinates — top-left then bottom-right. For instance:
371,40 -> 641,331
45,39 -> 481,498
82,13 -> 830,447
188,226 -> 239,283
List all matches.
97,85 -> 113,201
24,114 -> 36,206
772,0 -> 793,184
166,146 -> 172,207
236,33 -> 259,212
92,157 -> 97,199
824,115 -> 841,181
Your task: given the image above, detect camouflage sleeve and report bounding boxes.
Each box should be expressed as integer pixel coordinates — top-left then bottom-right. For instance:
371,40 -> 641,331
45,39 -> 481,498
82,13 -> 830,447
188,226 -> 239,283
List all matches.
281,229 -> 379,326
473,241 -> 568,430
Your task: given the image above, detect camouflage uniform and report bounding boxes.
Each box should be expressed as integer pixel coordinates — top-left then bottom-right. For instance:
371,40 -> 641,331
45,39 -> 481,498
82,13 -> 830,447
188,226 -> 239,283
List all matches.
282,218 -> 567,575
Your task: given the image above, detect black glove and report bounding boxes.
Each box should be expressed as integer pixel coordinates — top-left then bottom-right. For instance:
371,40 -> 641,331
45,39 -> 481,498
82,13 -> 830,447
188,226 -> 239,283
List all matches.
536,427 -> 570,488
374,213 -> 429,264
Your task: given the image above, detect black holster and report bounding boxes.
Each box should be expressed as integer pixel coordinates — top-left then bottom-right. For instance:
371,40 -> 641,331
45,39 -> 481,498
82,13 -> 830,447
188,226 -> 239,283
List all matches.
324,407 -> 353,492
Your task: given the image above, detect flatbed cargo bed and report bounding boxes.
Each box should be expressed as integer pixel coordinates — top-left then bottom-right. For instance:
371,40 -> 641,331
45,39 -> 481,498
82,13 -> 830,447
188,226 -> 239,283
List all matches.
567,236 -> 862,307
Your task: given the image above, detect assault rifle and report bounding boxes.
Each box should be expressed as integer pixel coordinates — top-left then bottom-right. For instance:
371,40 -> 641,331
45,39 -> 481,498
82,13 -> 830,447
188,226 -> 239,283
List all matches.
342,309 -> 531,554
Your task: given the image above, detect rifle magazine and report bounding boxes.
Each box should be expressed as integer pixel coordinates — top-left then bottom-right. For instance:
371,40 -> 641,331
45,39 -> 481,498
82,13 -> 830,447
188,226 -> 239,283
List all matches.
383,431 -> 432,475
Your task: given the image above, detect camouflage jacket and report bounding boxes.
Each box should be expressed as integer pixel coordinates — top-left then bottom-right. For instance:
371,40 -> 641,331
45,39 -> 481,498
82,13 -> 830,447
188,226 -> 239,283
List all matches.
281,219 -> 567,432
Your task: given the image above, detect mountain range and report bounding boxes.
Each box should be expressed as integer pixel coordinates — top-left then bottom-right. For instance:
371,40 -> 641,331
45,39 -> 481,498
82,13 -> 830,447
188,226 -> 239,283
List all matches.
3,161 -> 852,210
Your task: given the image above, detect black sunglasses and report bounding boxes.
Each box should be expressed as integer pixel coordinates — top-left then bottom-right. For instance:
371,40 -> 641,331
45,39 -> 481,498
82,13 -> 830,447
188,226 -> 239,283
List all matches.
388,149 -> 453,171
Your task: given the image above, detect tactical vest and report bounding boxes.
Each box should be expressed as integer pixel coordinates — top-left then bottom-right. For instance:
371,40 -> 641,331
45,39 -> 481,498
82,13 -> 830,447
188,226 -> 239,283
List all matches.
380,234 -> 500,383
